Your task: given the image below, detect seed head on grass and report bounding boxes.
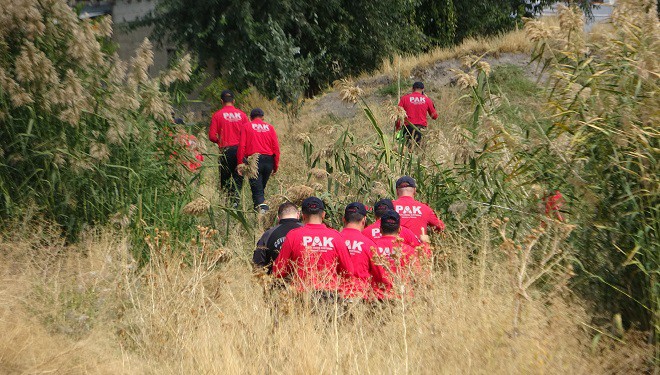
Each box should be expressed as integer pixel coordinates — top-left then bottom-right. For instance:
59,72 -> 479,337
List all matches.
387,104 -> 407,124
183,197 -> 210,216
309,168 -> 329,180
237,154 -> 259,179
287,185 -> 315,205
450,68 -> 478,89
336,79 -> 363,104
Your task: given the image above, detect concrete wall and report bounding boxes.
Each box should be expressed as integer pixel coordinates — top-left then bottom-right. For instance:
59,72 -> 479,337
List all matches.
111,0 -> 172,74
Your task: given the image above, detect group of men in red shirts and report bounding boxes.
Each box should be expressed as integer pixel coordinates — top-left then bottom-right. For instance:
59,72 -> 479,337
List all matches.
208,90 -> 281,212
255,176 -> 445,300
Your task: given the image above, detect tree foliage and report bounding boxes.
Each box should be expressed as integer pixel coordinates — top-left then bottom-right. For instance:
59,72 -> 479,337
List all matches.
146,0 -> 592,101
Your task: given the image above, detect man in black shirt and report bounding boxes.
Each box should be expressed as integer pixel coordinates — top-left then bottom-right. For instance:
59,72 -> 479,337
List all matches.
253,202 -> 302,273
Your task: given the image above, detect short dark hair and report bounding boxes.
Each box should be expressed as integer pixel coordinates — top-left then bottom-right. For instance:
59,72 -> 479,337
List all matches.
373,198 -> 394,219
221,90 -> 234,103
250,108 -> 265,119
344,211 -> 365,223
301,197 -> 324,215
278,202 -> 298,217
380,210 -> 400,235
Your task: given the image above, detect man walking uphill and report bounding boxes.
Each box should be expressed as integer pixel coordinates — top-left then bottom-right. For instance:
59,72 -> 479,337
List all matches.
339,202 -> 383,299
208,90 -> 249,203
392,176 -> 445,238
272,197 -> 354,294
253,202 -> 302,274
396,81 -> 438,147
237,108 -> 281,213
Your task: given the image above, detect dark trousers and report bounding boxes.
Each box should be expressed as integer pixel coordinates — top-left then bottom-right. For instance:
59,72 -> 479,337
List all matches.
218,146 -> 242,199
248,154 -> 274,208
403,124 -> 424,147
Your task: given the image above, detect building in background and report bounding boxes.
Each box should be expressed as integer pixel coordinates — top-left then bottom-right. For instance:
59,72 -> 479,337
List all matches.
73,1 -> 171,74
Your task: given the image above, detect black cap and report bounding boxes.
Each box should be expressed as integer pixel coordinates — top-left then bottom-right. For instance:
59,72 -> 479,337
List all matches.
250,108 -> 265,119
301,196 -> 325,214
413,81 -> 424,90
396,176 -> 416,189
373,198 -> 394,218
221,90 -> 234,102
345,202 -> 367,217
380,210 -> 400,234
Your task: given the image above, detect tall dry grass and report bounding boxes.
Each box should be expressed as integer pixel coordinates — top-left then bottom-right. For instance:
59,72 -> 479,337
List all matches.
0,220 -> 652,374
379,29 -> 531,81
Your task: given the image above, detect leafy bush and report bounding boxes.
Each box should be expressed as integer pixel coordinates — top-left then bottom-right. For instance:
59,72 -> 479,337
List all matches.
527,1 -> 659,336
0,1 -> 196,251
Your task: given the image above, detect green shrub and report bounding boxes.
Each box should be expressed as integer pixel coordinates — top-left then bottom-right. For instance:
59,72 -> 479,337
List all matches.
0,1 -> 196,254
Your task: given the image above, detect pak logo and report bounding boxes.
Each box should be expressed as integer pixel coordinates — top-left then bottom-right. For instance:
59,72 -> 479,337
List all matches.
223,112 -> 243,121
371,228 -> 382,239
302,236 -> 334,252
345,240 -> 364,255
409,96 -> 426,105
251,123 -> 270,132
395,205 -> 422,218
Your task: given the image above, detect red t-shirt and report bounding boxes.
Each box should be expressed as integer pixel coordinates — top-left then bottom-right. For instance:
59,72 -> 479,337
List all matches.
362,219 -> 421,247
272,223 -> 355,291
396,92 -> 438,129
237,118 -> 281,172
372,235 -> 418,299
544,191 -> 565,221
339,228 -> 384,299
208,105 -> 249,148
392,196 -> 445,237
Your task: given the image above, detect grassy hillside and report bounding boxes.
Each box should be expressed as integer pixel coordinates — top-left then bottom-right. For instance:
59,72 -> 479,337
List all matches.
1,2 -> 657,373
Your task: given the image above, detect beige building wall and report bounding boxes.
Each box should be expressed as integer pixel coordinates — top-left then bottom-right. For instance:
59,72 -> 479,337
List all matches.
111,0 -> 171,74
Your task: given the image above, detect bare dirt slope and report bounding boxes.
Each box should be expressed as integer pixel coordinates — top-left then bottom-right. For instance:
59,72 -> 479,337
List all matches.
311,53 -> 535,121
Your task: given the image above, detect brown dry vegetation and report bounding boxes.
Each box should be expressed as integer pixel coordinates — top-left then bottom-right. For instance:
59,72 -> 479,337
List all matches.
1,15 -> 655,375
2,221 -> 651,374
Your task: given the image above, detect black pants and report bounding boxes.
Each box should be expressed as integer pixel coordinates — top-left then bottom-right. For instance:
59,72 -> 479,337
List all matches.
218,146 -> 242,199
248,154 -> 274,208
403,124 -> 424,147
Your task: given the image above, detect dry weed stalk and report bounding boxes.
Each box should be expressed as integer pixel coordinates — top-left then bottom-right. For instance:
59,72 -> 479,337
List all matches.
492,217 -> 575,335
336,78 -> 364,104
182,197 -> 211,216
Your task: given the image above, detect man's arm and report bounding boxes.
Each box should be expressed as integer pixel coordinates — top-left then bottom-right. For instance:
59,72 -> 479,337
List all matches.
271,127 -> 280,174
253,226 -> 276,269
426,205 -> 445,232
427,98 -> 438,120
272,235 -> 294,278
236,124 -> 247,166
208,115 -> 220,144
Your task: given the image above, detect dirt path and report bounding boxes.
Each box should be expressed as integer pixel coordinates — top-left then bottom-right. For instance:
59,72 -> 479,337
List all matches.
310,53 -> 537,121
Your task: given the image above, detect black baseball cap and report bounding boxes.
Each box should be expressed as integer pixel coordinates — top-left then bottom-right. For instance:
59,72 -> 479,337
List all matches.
412,82 -> 424,90
374,198 -> 394,217
250,108 -> 265,119
301,196 -> 325,214
221,90 -> 234,102
345,202 -> 367,217
380,210 -> 401,234
396,176 -> 416,189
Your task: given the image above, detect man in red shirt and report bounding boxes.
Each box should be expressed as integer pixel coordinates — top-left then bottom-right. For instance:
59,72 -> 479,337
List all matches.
392,176 -> 445,238
208,90 -> 249,202
544,189 -> 565,222
372,210 -> 419,299
237,108 -> 281,213
362,198 -> 421,248
396,81 -> 438,147
272,197 -> 355,294
339,202 -> 384,299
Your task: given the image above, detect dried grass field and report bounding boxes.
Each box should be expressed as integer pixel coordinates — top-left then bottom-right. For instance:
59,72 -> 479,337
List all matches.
1,1 -> 657,374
